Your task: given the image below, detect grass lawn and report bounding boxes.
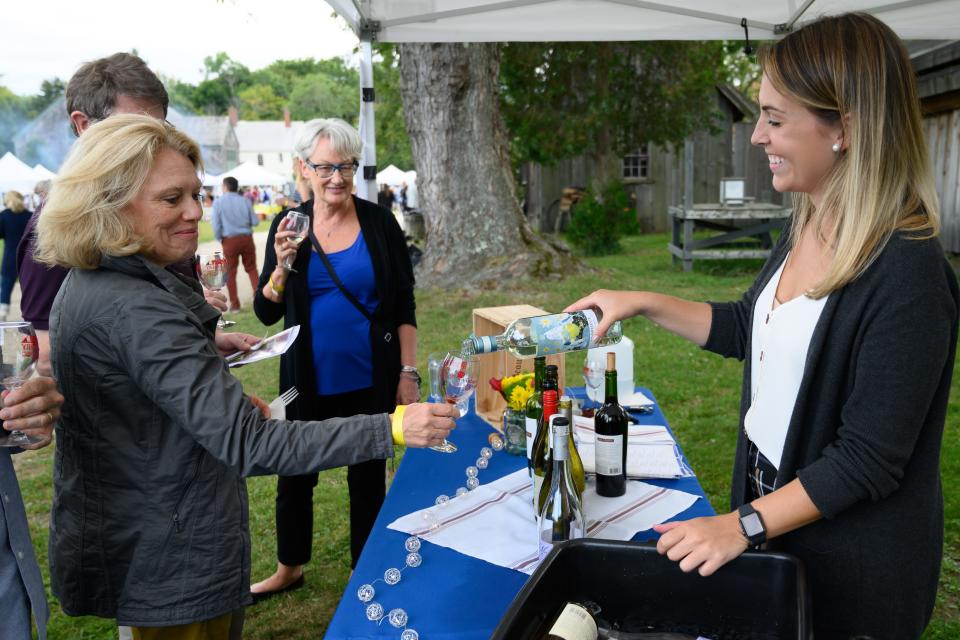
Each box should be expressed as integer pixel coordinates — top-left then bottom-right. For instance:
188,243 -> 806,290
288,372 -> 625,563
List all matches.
12,231 -> 960,638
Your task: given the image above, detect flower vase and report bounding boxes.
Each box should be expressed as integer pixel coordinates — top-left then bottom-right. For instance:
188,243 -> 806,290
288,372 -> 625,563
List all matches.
502,407 -> 526,456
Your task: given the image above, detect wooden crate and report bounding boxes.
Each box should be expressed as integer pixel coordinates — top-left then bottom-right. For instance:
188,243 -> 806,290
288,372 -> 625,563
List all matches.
472,305 -> 566,429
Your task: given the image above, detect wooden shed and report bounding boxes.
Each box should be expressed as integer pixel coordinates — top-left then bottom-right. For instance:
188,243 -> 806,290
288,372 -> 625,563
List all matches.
522,83 -> 780,234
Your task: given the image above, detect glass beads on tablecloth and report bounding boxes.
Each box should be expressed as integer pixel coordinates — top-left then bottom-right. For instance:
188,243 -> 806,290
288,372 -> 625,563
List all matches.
401,630 -> 420,640
487,433 -> 505,450
480,447 -> 493,459
455,487 -> 468,497
405,536 -> 421,552
405,552 -> 422,568
476,456 -> 489,469
388,608 -> 409,628
384,568 -> 402,585
466,476 -> 480,490
366,602 -> 384,621
357,584 -> 375,603
435,494 -> 450,506
466,466 -> 478,478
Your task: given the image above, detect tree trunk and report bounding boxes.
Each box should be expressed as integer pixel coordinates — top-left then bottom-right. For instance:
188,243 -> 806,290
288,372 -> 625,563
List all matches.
399,42 -> 572,288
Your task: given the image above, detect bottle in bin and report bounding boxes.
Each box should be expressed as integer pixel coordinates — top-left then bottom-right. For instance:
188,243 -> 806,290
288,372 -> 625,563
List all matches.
524,356 -> 547,477
538,396 -> 585,512
542,602 -> 598,640
594,352 -> 629,497
462,308 -> 622,359
537,417 -> 586,562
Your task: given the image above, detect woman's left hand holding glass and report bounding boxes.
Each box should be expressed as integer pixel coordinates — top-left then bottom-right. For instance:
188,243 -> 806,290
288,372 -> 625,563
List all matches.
653,512 -> 749,577
0,376 -> 64,450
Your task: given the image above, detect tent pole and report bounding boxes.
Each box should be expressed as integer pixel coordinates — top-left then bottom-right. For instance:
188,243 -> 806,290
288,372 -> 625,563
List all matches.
358,39 -> 377,203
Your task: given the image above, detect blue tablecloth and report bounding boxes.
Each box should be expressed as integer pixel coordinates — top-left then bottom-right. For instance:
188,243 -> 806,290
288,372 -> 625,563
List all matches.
324,387 -> 716,639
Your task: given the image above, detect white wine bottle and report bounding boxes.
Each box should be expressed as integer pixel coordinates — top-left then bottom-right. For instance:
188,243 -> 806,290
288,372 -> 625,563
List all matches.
462,309 -> 622,359
543,602 -> 598,640
537,417 -> 586,561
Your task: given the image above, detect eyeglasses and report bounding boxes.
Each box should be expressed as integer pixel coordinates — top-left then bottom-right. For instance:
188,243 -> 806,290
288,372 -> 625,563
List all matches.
303,160 -> 359,180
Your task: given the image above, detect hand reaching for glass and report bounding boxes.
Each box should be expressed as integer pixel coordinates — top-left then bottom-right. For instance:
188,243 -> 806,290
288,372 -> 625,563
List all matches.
0,374 -> 62,450
396,402 -> 458,448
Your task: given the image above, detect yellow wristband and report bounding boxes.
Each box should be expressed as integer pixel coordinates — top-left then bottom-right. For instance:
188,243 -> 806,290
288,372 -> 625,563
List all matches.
391,405 -> 407,446
269,274 -> 285,294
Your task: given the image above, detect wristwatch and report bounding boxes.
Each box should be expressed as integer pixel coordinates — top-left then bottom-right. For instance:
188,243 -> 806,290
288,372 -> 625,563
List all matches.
737,503 -> 767,547
400,365 -> 421,385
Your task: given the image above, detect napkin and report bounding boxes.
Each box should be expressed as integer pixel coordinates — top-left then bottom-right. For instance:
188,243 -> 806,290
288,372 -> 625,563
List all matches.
387,469 -> 699,575
572,418 -> 690,478
267,395 -> 287,421
620,390 -> 655,408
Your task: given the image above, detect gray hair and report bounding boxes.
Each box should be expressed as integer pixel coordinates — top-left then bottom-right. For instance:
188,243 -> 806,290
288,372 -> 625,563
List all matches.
293,118 -> 362,162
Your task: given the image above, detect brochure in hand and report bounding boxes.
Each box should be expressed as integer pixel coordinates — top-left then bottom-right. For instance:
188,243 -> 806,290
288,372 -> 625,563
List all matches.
226,325 -> 300,368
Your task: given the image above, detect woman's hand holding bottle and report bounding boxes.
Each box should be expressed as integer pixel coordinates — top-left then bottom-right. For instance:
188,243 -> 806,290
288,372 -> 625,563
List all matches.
563,290 -> 643,339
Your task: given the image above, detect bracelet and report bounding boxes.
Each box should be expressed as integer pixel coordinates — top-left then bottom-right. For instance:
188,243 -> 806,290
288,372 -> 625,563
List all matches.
391,405 -> 407,446
269,274 -> 285,295
400,366 -> 421,385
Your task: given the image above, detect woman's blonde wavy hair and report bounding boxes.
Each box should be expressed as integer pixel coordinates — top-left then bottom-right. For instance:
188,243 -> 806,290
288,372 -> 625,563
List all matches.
3,191 -> 25,213
759,12 -> 939,297
35,114 -> 202,269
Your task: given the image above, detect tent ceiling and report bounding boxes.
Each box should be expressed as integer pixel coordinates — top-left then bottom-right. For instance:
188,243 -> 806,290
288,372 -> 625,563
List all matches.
327,0 -> 958,41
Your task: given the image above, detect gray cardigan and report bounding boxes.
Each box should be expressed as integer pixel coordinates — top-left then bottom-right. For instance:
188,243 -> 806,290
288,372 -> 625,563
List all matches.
49,254 -> 394,626
705,226 -> 958,639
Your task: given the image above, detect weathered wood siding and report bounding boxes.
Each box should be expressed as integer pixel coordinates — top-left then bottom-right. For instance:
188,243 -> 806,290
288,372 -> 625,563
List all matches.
924,109 -> 960,253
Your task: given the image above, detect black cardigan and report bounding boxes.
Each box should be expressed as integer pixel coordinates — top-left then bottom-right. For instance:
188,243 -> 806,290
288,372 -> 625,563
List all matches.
705,225 -> 958,639
253,197 -> 416,417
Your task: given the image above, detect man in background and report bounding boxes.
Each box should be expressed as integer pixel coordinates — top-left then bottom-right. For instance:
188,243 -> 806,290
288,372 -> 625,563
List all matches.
211,177 -> 260,312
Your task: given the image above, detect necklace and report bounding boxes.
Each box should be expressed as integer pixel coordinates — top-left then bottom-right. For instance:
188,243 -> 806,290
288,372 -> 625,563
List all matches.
316,211 -> 350,238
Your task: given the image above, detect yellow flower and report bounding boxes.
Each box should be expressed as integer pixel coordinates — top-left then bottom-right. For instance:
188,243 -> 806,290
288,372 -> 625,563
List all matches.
508,385 -> 534,411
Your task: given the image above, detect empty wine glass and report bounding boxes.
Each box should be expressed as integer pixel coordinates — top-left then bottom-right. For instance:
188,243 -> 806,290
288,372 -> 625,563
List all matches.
0,321 -> 43,448
281,211 -> 311,272
196,251 -> 234,329
583,354 -> 605,406
433,353 -> 477,453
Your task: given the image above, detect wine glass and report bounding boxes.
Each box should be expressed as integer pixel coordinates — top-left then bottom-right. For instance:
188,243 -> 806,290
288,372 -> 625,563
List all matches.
196,251 -> 234,329
433,352 -> 477,453
0,321 -> 43,448
281,211 -> 311,272
583,353 -> 605,406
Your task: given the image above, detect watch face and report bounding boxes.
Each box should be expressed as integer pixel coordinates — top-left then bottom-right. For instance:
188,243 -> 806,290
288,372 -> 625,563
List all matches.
741,512 -> 764,537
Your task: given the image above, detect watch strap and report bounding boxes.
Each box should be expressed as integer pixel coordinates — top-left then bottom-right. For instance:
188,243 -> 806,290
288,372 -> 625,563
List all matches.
737,503 -> 767,547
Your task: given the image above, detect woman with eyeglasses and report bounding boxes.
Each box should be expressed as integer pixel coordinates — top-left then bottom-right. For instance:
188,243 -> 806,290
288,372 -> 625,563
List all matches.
251,118 -> 420,601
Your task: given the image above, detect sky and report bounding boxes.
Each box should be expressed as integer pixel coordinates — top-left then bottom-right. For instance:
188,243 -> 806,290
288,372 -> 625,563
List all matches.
3,0 -> 360,96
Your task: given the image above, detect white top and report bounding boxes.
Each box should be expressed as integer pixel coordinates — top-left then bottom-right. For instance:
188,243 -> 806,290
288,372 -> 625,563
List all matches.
744,256 -> 829,469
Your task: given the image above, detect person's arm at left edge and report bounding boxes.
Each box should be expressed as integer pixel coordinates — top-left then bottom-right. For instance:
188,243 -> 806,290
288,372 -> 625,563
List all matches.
1,376 -> 64,450
397,324 -> 419,404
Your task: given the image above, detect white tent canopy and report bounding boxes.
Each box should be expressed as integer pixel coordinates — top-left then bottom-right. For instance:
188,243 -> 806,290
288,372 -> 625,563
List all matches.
218,162 -> 288,187
377,164 -> 409,186
0,152 -> 43,194
327,0 -> 958,41
326,0 -> 959,200
32,164 -> 56,180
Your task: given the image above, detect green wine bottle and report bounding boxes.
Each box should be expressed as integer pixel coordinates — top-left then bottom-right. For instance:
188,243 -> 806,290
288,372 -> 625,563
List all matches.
524,356 -> 547,477
594,352 -> 629,497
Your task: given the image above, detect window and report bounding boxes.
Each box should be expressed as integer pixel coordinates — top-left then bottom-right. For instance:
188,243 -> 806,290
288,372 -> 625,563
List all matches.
622,145 -> 649,179
257,153 -> 264,166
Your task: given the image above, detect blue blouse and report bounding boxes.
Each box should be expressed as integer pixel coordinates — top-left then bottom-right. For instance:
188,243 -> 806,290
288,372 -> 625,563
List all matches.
307,232 -> 379,395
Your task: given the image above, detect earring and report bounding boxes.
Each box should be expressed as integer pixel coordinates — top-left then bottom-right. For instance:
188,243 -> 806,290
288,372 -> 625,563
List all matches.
832,142 -> 841,153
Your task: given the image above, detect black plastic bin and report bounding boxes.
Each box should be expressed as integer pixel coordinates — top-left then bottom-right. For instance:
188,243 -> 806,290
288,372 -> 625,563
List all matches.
491,539 -> 810,639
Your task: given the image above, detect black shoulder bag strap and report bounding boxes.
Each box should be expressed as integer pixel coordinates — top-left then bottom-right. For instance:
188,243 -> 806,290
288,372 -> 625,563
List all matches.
308,227 -> 392,344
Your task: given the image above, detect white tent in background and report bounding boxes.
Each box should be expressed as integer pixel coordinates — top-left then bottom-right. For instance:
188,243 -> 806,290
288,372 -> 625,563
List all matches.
377,164 -> 408,187
0,152 -> 42,194
32,164 -> 56,180
324,0 -> 960,200
200,171 -> 221,188
218,162 -> 288,187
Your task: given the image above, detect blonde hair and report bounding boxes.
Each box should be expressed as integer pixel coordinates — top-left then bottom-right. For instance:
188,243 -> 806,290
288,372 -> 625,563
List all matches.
36,114 -> 202,269
759,12 -> 939,297
3,191 -> 25,213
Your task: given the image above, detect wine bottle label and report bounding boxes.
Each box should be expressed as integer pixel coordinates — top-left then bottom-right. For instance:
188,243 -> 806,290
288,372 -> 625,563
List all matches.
530,310 -> 599,356
594,434 -> 624,476
547,603 -> 598,640
525,416 -> 537,460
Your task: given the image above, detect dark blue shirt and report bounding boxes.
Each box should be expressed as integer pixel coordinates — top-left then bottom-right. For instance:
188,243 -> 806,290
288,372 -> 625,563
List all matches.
0,209 -> 30,278
308,232 -> 379,395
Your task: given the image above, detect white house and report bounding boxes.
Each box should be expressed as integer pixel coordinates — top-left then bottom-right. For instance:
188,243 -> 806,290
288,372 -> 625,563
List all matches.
232,107 -> 304,182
